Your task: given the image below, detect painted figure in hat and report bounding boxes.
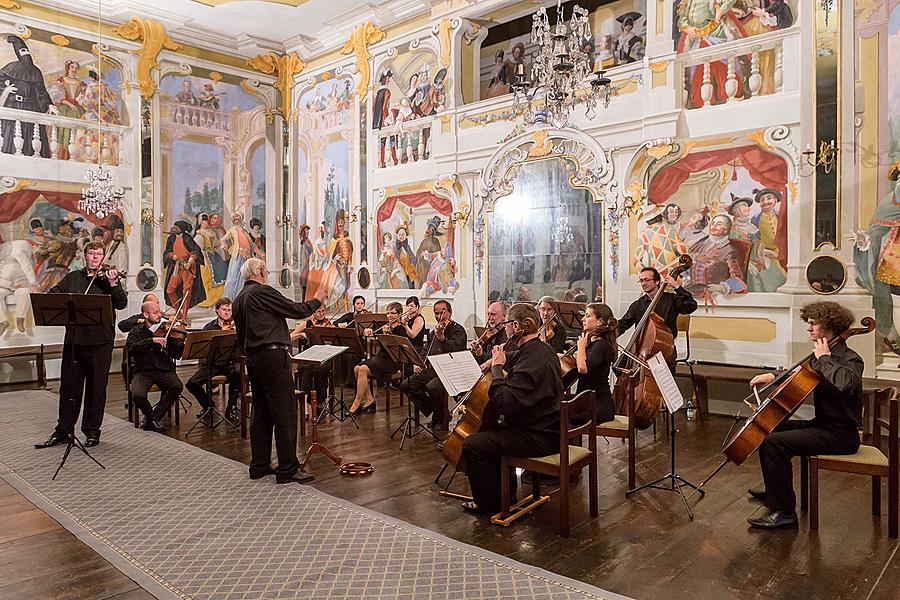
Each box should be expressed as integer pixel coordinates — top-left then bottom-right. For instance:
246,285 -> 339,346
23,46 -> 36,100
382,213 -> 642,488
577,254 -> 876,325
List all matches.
614,13 -> 645,65
164,219 -> 206,322
0,35 -> 57,157
746,188 -> 786,292
686,214 -> 748,303
193,212 -> 226,307
634,202 -> 689,275
222,212 -> 252,300
726,194 -> 758,243
416,216 -> 444,288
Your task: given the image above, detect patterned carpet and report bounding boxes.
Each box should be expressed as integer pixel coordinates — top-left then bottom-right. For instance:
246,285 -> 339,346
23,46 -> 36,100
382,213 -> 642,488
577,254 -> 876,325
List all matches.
0,390 -> 627,600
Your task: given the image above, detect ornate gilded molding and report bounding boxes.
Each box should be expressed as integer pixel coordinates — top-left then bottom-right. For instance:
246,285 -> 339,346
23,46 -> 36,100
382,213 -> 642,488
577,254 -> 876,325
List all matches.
113,17 -> 181,99
246,52 -> 305,121
0,1 -> 21,9
240,79 -> 278,124
340,21 -> 386,97
432,17 -> 456,69
50,34 -> 69,47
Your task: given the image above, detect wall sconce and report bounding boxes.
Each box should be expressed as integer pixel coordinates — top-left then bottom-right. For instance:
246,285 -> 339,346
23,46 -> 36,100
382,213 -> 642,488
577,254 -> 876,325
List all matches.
140,208 -> 164,227
802,140 -> 837,174
349,204 -> 363,223
451,206 -> 471,229
275,213 -> 294,228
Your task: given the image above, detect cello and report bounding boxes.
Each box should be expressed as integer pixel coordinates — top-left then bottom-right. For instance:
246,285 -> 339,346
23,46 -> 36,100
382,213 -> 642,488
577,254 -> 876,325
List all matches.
613,254 -> 693,430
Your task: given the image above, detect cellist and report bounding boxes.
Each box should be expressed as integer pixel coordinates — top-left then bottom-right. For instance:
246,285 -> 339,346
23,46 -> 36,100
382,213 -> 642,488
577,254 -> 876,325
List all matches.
459,303 -> 563,515
746,301 -> 863,530
618,267 -> 697,365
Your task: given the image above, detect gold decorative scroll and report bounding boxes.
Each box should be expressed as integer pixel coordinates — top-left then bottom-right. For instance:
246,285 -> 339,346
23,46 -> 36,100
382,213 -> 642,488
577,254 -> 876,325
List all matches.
50,34 -> 70,47
113,17 -> 181,99
646,143 -> 673,160
437,17 -> 452,68
246,51 -> 305,121
340,21 -> 386,97
0,0 -> 22,9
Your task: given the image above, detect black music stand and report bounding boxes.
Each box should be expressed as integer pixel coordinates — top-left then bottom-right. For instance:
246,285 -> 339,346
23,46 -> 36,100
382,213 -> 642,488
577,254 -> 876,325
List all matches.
380,334 -> 436,450
31,293 -> 111,480
548,301 -> 586,330
184,331 -> 238,436
300,390 -> 342,471
305,327 -> 361,427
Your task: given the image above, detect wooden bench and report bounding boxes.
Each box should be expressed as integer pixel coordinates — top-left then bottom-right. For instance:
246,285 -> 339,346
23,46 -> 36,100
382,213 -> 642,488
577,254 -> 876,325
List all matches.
0,339 -> 127,389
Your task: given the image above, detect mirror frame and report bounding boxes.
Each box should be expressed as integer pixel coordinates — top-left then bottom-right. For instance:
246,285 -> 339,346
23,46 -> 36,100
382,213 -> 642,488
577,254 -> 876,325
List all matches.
805,254 -> 847,295
135,264 -> 160,292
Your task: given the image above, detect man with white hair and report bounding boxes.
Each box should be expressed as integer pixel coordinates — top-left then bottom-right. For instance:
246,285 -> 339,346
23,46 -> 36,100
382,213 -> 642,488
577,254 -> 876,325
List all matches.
0,233 -> 36,336
232,257 -> 326,484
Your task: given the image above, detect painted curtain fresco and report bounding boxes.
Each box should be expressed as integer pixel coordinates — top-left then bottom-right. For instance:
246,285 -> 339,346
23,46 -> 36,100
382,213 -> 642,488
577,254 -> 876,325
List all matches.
640,145 -> 788,307
160,73 -> 268,316
295,76 -> 354,307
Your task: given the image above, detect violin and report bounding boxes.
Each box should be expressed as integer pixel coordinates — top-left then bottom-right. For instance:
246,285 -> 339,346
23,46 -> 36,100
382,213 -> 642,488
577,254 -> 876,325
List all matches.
539,316 -> 557,342
153,318 -> 189,340
400,305 -> 420,324
312,317 -> 334,327
559,319 -> 619,388
220,319 -> 235,331
469,321 -> 504,354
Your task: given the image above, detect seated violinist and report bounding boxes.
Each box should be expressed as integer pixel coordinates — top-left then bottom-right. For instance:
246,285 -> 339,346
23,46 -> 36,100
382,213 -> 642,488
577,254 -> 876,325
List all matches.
471,301 -> 508,372
537,296 -> 567,353
118,293 -> 160,333
297,304 -> 332,413
459,303 -> 563,515
400,299 -> 467,429
349,301 -> 405,415
403,296 -> 427,354
573,303 -> 618,423
335,295 -> 367,327
125,300 -> 185,432
746,301 -> 863,530
185,296 -> 240,421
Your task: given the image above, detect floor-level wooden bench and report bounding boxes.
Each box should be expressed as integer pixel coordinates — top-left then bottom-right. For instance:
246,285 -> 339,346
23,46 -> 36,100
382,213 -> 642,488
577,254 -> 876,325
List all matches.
0,339 -> 127,389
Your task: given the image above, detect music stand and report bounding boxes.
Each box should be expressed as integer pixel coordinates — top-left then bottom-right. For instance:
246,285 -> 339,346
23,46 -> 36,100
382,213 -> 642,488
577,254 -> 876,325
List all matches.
31,293 -> 111,480
305,326 -> 361,426
547,300 -> 586,330
184,331 -> 238,436
379,334 -> 436,450
354,313 -> 389,338
300,390 -> 342,471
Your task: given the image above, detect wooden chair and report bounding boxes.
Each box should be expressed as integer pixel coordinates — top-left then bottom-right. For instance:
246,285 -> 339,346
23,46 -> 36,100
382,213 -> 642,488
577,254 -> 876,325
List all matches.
237,353 -> 252,439
493,390 -> 598,536
125,347 -> 180,428
595,414 -> 636,489
809,387 -> 898,538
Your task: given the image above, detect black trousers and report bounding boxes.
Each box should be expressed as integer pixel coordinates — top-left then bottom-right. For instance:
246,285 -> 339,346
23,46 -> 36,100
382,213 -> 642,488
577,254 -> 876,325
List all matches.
246,347 -> 299,478
461,428 -> 558,513
297,363 -> 329,407
758,419 -> 860,513
186,364 -> 240,410
400,367 -> 446,419
55,343 -> 113,436
131,370 -> 183,422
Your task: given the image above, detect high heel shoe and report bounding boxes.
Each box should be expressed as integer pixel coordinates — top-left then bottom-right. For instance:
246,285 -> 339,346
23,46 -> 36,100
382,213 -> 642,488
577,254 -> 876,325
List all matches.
350,405 -> 364,416
362,401 -> 376,414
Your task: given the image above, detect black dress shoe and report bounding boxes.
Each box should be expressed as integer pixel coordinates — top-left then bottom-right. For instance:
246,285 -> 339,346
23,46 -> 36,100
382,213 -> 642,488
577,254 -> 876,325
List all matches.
747,487 -> 766,501
275,470 -> 315,485
249,467 -> 275,480
461,501 -> 482,514
747,510 -> 798,529
141,419 -> 164,432
34,432 -> 69,449
84,434 -> 100,448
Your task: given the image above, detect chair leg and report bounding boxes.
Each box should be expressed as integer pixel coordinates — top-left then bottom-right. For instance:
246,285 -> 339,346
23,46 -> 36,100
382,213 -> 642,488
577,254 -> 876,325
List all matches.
873,476 -> 881,516
800,457 -> 808,512
889,467 -> 898,539
589,459 -> 598,519
500,458 -> 511,517
559,466 -> 570,537
627,429 -> 636,489
809,457 -> 819,531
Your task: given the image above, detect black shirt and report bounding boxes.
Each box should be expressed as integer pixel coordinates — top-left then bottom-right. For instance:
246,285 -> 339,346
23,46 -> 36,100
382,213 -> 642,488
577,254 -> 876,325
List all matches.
126,324 -> 184,373
809,342 -> 864,430
541,315 -> 567,353
426,320 -> 468,356
490,337 -> 562,437
334,311 -> 359,327
618,286 -> 698,340
118,313 -> 143,333
49,269 -> 128,345
576,337 -> 616,423
408,315 -> 426,351
202,318 -> 226,331
233,280 -> 320,352
474,329 -> 508,365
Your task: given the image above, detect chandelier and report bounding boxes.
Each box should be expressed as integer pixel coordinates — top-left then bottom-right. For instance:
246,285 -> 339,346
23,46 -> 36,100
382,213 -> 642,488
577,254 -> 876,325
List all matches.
512,0 -> 612,128
552,215 -> 574,247
78,0 -> 124,220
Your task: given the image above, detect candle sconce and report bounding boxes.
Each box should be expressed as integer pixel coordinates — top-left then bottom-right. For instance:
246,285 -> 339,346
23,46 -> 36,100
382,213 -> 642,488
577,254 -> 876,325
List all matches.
275,213 -> 294,228
140,209 -> 164,227
450,205 -> 471,229
349,204 -> 362,223
801,140 -> 838,175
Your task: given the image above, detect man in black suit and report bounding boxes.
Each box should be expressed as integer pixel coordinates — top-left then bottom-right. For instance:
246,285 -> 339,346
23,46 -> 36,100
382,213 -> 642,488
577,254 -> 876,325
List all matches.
185,296 -> 239,421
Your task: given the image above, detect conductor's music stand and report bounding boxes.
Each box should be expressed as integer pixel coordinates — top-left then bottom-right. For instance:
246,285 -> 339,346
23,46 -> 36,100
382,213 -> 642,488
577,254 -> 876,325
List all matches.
30,293 -> 111,480
379,334 -> 436,450
305,326 -> 361,427
300,390 -> 342,471
184,331 -> 238,436
548,300 -> 587,330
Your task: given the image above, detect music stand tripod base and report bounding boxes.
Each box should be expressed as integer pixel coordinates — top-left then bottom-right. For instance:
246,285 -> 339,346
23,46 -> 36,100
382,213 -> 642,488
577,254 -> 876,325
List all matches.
301,392 -> 342,470
53,435 -> 105,480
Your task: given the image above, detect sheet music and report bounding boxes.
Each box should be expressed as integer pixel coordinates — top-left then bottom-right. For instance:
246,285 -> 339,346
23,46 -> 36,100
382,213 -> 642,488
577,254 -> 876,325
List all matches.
428,351 -> 483,397
293,345 -> 348,364
648,352 -> 684,414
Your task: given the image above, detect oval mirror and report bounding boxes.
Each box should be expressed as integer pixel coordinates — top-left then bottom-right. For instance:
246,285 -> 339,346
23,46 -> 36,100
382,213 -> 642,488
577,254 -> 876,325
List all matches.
279,267 -> 292,288
135,265 -> 158,292
357,266 -> 371,289
805,255 -> 846,295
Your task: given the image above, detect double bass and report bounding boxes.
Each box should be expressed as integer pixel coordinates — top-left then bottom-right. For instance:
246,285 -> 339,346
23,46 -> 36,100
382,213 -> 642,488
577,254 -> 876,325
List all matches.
613,254 -> 693,430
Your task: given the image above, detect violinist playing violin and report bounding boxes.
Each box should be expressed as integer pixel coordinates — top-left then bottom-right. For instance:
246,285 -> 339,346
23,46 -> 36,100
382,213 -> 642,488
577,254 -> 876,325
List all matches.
574,303 -> 618,424
618,267 -> 697,361
537,296 -> 567,354
459,303 -> 563,515
185,296 -> 240,422
471,301 -> 508,372
125,300 -> 185,432
349,301 -> 406,415
334,295 -> 367,327
746,302 -> 863,530
35,241 -> 128,450
402,296 -> 427,353
297,304 -> 333,416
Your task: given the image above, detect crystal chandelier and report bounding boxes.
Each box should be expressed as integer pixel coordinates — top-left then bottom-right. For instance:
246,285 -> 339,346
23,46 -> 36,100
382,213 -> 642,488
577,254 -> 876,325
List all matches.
552,215 -> 574,247
78,0 -> 124,220
512,0 -> 612,128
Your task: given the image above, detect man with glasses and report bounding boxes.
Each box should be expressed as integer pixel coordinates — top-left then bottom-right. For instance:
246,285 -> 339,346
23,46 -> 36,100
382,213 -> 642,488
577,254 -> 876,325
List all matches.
537,296 -> 567,353
618,266 -> 697,347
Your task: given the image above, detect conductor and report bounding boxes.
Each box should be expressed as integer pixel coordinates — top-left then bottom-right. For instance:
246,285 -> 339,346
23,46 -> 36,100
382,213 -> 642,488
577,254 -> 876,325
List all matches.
232,258 -> 325,484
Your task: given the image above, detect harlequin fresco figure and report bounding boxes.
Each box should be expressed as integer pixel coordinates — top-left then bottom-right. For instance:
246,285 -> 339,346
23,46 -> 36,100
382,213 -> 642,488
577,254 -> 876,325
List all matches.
79,69 -> 120,124
633,203 -> 689,274
0,35 -> 56,157
163,220 -> 206,322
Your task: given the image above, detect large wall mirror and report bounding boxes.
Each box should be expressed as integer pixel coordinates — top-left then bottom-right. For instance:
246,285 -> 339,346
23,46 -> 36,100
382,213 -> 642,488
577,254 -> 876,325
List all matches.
813,0 -> 839,249
487,158 -> 603,303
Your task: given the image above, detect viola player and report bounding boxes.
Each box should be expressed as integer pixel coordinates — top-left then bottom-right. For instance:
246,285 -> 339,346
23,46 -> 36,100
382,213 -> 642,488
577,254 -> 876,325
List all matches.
746,301 -> 864,529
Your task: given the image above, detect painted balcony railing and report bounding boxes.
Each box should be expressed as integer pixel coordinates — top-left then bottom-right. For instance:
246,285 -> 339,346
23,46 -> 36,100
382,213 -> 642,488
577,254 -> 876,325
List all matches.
374,117 -> 433,169
677,27 -> 794,109
0,105 -> 129,166
162,100 -> 233,131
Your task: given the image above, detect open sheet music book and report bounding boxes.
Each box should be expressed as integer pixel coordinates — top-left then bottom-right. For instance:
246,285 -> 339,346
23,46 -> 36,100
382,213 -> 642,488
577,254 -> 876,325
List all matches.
428,351 -> 483,397
648,352 -> 684,414
293,345 -> 348,365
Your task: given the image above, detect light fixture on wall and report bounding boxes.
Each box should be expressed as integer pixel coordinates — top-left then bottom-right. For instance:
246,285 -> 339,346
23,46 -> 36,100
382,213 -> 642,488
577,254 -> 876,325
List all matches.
511,0 -> 611,128
78,0 -> 125,220
349,204 -> 362,223
552,214 -> 574,246
820,0 -> 836,27
275,213 -> 294,228
801,139 -> 837,174
140,208 -> 164,227
450,205 -> 470,228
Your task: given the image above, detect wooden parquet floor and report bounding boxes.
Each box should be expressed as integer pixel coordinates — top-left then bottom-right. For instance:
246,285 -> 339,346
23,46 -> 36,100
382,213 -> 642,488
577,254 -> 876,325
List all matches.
1,370 -> 899,600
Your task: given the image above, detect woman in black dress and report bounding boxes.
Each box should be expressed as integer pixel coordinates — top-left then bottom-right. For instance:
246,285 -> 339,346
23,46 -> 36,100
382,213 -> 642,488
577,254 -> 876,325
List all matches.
350,302 -> 405,414
403,295 -> 426,353
574,302 -> 618,424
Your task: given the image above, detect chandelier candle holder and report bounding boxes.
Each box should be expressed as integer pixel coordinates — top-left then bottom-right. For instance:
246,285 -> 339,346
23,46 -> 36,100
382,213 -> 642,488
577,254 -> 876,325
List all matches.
512,0 -> 612,127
